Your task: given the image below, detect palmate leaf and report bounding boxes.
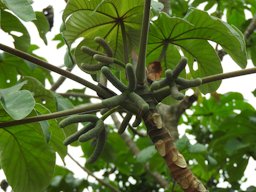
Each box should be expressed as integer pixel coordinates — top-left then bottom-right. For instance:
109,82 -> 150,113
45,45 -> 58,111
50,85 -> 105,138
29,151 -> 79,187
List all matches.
62,0 -> 143,70
0,125 -> 55,192
1,10 -> 30,51
148,9 -> 247,93
0,81 -> 35,120
2,0 -> 35,22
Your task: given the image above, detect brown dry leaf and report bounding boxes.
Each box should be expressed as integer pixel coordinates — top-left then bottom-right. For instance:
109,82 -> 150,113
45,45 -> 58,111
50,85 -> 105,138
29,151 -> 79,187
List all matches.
147,61 -> 162,81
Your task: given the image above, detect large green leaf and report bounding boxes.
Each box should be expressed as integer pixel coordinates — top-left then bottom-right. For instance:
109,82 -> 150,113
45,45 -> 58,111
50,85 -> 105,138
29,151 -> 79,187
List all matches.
2,0 -> 36,21
184,9 -> 247,66
0,81 -> 26,95
0,52 -> 53,88
1,11 -> 31,51
32,12 -> 50,44
54,94 -> 78,138
0,90 -> 35,120
0,125 -> 55,192
0,82 -> 35,120
22,76 -> 57,112
34,103 -> 67,161
0,53 -> 28,88
181,39 -> 222,93
63,0 -> 143,68
148,9 -> 247,93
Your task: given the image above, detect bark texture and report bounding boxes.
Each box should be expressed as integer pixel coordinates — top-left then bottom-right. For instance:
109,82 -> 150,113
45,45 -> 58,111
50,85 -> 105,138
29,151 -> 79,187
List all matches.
143,110 -> 207,192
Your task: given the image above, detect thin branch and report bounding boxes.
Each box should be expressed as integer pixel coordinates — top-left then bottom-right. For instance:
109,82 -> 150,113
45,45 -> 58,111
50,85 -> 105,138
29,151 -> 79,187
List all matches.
50,34 -> 77,91
154,67 -> 256,102
111,113 -> 169,188
67,153 -> 120,192
0,103 -> 104,128
50,66 -> 74,91
157,95 -> 198,140
59,92 -> 100,99
201,67 -> 256,85
0,43 -> 110,97
128,125 -> 147,137
177,67 -> 256,90
136,0 -> 151,86
244,14 -> 256,39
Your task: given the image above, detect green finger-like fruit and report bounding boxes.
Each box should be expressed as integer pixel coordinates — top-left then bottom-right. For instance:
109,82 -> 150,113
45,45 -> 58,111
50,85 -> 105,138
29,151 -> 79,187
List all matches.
94,37 -> 113,57
79,119 -> 104,142
81,62 -> 106,72
132,115 -> 142,127
170,84 -> 184,100
86,128 -> 106,164
172,57 -> 187,79
113,58 -> 126,68
63,123 -> 95,145
129,93 -> 149,114
81,46 -> 102,56
126,63 -> 136,92
101,66 -> 127,91
165,69 -> 173,80
150,78 -> 169,91
59,114 -> 98,128
102,91 -> 128,108
93,54 -> 114,64
150,81 -> 161,91
176,78 -> 202,89
151,69 -> 173,91
118,112 -> 132,134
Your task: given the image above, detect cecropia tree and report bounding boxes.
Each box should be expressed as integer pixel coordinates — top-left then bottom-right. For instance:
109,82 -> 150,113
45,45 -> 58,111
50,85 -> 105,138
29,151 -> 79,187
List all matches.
0,0 -> 256,191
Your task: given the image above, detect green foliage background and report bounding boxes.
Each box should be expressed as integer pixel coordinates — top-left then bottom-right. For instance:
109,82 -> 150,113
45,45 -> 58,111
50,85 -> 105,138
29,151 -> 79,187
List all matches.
0,0 -> 256,191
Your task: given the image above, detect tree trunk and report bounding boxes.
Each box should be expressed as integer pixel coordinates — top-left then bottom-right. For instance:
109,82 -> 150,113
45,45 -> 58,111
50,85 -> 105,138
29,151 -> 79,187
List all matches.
143,109 -> 207,192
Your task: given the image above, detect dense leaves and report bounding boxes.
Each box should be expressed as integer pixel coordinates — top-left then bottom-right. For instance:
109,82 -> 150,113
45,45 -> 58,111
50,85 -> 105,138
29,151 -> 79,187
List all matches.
0,81 -> 35,120
63,0 -> 143,71
0,0 -> 256,192
1,0 -> 36,21
147,9 -> 247,93
1,10 -> 31,51
0,125 -> 55,192
184,92 -> 256,190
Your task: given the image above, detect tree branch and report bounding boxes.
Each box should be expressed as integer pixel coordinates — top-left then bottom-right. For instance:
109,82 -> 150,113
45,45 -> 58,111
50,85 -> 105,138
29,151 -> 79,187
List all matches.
154,67 -> 256,102
136,0 -> 151,86
201,67 -> 256,85
143,109 -> 207,191
0,103 -> 104,128
111,113 -> 169,189
67,153 -> 120,192
244,14 -> 256,39
157,95 -> 198,140
50,66 -> 74,91
59,92 -> 100,99
0,43 -> 110,97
